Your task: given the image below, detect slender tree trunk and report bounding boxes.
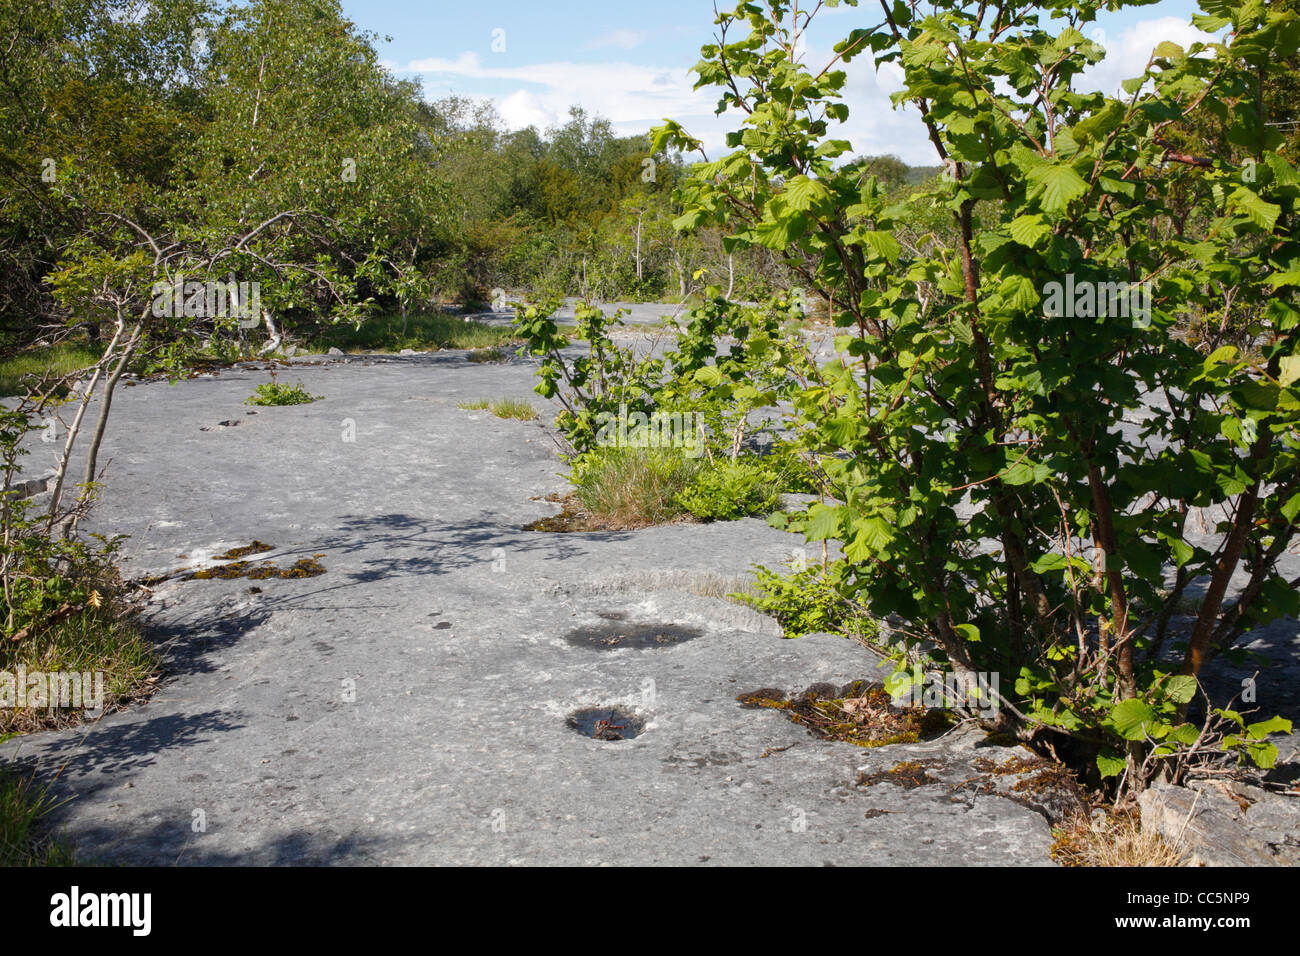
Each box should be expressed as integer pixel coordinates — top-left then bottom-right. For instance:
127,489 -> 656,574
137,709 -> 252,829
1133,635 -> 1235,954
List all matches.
46,322 -> 123,533
256,309 -> 282,355
635,211 -> 644,283
62,323 -> 142,538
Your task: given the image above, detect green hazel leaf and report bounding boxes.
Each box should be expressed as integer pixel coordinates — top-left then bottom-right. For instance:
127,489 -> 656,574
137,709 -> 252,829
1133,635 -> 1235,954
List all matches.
1028,162 -> 1088,213
1279,355 -> 1300,388
1029,552 -> 1069,573
1000,274 -> 1042,311
844,515 -> 894,559
1110,698 -> 1157,741
1246,715 -> 1293,739
1096,748 -> 1126,779
1245,740 -> 1279,769
1008,213 -> 1051,248
1228,186 -> 1281,231
783,175 -> 830,212
1204,344 -> 1238,370
1168,723 -> 1201,745
804,503 -> 841,541
860,229 -> 901,262
754,212 -> 809,249
1162,675 -> 1198,704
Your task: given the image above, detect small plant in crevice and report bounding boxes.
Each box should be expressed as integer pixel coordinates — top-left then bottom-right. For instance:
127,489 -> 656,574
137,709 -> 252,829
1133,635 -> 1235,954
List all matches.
571,447 -> 702,529
488,398 -> 537,421
457,397 -> 537,420
732,561 -> 878,646
245,370 -> 320,407
0,769 -> 78,866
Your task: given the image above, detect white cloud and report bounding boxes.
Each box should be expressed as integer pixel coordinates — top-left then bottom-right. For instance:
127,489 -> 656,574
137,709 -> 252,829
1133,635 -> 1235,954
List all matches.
498,89 -> 557,130
392,11 -> 1222,168
394,42 -> 938,165
1078,17 -> 1219,98
397,52 -> 714,141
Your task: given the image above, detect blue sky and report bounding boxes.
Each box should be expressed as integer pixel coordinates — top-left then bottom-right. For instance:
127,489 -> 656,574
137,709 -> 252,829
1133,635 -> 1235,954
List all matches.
342,0 -> 1208,164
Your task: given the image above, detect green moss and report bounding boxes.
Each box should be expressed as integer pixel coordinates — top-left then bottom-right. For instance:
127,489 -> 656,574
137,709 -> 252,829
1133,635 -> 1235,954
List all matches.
184,550 -> 325,581
214,540 -> 274,560
736,680 -> 947,748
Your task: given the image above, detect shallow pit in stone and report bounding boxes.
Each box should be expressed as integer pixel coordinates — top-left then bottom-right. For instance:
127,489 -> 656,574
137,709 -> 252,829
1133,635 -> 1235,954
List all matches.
566,706 -> 646,741
564,620 -> 703,650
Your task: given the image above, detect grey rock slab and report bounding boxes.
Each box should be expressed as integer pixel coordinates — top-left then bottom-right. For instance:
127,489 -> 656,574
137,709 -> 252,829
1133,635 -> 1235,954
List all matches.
2,346 -> 1066,865
1138,781 -> 1295,866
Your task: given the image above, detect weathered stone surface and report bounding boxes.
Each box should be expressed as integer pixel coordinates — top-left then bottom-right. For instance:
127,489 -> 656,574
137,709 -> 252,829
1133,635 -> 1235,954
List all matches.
3,339 -> 1295,865
4,469 -> 52,499
0,350 -> 1069,865
1138,780 -> 1300,866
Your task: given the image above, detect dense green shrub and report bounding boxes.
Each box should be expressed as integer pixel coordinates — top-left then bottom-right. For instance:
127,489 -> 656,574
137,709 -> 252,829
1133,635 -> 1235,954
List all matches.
675,459 -> 783,521
656,0 -> 1300,794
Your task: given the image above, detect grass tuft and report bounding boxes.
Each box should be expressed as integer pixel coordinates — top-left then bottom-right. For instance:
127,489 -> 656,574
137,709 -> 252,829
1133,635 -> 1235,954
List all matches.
1052,809 -> 1186,867
488,398 -> 537,421
457,397 -> 537,420
0,770 -> 77,866
572,447 -> 703,528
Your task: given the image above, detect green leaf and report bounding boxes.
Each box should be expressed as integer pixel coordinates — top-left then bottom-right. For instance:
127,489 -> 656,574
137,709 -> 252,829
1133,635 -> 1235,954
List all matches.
1280,355 -> 1300,388
1029,552 -> 1069,573
1162,675 -> 1198,704
803,503 -> 840,541
783,175 -> 829,212
1246,716 -> 1292,739
1008,214 -> 1051,248
860,230 -> 901,262
1096,748 -> 1126,779
1228,187 -> 1281,231
1111,698 -> 1157,741
1028,162 -> 1088,213
1168,723 -> 1201,745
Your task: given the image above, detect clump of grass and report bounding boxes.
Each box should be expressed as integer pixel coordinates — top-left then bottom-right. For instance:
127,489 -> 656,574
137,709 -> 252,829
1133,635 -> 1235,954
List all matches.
489,398 -> 537,421
0,342 -> 102,397
572,447 -> 703,528
245,380 -> 321,406
0,770 -> 78,866
315,313 -> 517,353
1,598 -> 159,736
466,347 -> 506,363
457,397 -> 537,420
1052,808 -> 1186,867
1,505 -> 159,737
